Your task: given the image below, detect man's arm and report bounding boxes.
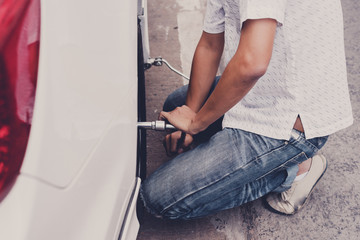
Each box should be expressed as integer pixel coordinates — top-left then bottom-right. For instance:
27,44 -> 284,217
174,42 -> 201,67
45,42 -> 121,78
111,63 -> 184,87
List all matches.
186,31 -> 224,112
160,18 -> 278,134
163,31 -> 224,155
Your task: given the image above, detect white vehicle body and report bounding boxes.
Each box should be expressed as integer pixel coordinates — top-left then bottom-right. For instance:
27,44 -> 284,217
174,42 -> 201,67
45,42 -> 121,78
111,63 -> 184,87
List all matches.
0,0 -> 149,239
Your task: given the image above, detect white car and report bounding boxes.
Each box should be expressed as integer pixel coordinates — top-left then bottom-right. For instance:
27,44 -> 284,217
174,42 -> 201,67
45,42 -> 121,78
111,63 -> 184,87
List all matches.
0,0 -> 150,239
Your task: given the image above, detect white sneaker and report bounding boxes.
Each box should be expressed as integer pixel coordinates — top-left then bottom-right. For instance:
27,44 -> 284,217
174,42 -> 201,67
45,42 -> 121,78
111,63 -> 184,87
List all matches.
266,154 -> 327,215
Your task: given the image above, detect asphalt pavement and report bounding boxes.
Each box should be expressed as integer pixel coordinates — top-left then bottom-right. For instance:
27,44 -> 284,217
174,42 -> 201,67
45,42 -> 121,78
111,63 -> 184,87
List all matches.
137,0 -> 360,239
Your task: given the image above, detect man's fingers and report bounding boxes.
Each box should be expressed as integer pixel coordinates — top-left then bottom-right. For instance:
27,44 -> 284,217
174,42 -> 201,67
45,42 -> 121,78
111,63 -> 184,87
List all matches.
176,131 -> 186,149
164,134 -> 172,156
177,134 -> 193,153
171,131 -> 182,153
164,131 -> 181,156
163,131 -> 194,156
183,134 -> 193,148
159,111 -> 169,121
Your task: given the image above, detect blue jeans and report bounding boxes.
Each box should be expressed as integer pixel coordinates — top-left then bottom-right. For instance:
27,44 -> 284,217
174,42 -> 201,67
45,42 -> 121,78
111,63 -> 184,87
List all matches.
140,77 -> 328,220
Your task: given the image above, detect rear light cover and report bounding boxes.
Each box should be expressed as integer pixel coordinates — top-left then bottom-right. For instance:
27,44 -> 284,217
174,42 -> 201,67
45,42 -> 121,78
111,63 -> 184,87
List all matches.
0,0 -> 40,200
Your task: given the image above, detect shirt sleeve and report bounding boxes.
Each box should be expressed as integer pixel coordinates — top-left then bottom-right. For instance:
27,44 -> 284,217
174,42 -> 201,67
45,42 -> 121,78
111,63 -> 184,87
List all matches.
203,0 -> 225,34
239,0 -> 287,27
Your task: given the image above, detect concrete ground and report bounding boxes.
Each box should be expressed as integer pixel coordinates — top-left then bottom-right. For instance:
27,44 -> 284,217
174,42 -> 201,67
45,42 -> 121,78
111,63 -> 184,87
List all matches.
137,0 -> 360,239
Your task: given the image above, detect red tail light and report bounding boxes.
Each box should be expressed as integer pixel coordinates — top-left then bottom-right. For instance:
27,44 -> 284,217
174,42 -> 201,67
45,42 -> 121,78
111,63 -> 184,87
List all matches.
0,0 -> 40,200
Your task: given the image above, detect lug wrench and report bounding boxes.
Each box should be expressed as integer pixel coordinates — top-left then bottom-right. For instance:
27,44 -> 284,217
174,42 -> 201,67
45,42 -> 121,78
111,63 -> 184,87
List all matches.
137,120 -> 176,131
138,121 -> 186,150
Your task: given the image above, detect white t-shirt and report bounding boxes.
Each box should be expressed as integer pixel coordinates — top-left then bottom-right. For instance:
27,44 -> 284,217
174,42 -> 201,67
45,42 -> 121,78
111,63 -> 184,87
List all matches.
203,0 -> 353,140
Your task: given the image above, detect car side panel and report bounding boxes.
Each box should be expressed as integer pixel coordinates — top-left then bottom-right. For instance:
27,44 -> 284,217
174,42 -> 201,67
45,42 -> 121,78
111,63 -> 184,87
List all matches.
22,0 -> 137,187
0,0 -> 139,239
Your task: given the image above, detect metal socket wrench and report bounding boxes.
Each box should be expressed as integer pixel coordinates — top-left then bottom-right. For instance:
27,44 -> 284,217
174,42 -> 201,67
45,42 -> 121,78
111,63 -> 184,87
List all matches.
137,120 -> 176,131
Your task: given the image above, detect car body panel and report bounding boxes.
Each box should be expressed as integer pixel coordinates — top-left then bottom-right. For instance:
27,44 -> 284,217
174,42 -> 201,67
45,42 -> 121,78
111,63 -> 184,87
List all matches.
21,0 -> 137,188
0,158 -> 138,239
0,108 -> 140,239
0,0 -> 142,239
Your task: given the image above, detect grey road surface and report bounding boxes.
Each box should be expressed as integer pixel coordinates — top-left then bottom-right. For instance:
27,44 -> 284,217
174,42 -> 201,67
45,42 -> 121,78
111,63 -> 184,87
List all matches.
137,0 -> 360,239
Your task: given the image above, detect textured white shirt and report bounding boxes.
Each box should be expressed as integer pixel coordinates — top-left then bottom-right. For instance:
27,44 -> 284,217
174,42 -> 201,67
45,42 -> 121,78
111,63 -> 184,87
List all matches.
203,0 -> 353,139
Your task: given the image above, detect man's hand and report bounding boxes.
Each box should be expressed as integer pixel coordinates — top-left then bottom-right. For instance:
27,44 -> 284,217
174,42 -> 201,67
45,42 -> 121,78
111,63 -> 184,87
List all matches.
159,105 -> 203,135
163,131 -> 194,156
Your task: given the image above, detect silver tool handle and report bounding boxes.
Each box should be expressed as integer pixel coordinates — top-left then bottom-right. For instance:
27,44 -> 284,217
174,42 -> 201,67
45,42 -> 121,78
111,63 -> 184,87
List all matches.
137,121 -> 176,131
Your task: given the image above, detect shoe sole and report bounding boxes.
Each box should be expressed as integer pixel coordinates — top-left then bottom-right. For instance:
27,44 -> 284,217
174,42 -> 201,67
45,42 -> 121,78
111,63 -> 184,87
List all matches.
264,154 -> 328,215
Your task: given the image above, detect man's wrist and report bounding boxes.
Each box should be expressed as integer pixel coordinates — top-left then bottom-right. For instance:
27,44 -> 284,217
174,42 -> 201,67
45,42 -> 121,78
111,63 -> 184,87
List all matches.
189,114 -> 207,135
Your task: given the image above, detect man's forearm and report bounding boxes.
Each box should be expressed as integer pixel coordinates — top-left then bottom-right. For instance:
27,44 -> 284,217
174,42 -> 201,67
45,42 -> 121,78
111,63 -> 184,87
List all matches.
191,59 -> 261,133
185,32 -> 224,112
190,19 -> 277,134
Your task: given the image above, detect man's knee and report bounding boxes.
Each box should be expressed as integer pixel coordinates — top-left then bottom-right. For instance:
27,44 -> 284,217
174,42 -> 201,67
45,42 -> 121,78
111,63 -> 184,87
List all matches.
163,94 -> 177,112
162,85 -> 188,112
139,180 -> 162,214
140,186 -> 183,220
